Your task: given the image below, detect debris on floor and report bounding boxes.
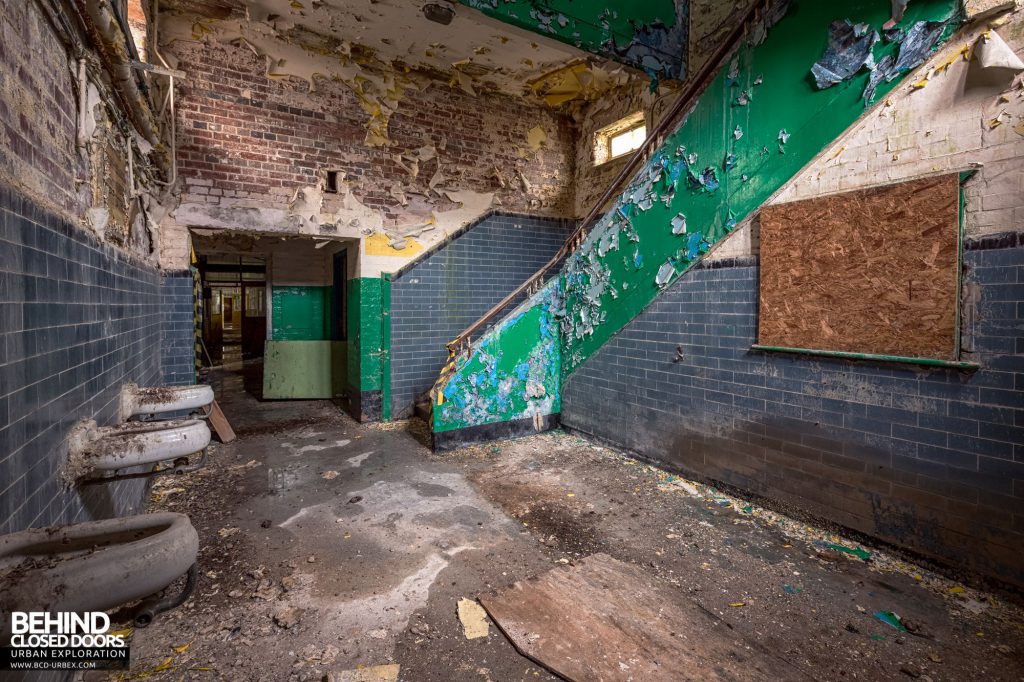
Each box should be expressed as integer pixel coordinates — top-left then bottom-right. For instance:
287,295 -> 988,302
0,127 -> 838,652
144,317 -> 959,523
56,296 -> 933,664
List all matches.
325,664 -> 400,682
457,598 -> 489,640
209,399 -> 236,442
583,435 -> 1001,612
121,369 -> 1024,682
874,610 -> 908,632
480,553 -> 803,681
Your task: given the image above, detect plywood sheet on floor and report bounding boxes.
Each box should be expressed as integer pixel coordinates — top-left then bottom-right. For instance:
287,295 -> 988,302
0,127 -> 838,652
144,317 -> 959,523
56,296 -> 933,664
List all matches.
758,173 -> 960,359
480,553 -> 805,681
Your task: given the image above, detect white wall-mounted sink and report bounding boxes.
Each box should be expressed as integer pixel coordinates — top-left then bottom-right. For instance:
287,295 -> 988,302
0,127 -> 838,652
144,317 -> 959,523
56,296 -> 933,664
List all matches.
120,383 -> 214,420
0,513 -> 199,639
67,418 -> 211,477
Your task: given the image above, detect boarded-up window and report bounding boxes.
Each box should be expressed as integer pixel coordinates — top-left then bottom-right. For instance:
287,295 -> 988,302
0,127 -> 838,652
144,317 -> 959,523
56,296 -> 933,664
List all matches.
758,174 -> 960,360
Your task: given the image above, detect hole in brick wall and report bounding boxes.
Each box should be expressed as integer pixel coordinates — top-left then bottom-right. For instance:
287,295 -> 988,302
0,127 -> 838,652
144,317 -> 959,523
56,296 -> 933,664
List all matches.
324,171 -> 341,194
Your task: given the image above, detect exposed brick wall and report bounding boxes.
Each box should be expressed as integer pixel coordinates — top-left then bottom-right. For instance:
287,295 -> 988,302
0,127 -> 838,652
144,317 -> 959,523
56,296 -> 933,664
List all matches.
390,213 -> 574,417
0,184 -> 193,535
171,39 -> 577,226
562,240 -> 1024,589
0,0 -> 85,221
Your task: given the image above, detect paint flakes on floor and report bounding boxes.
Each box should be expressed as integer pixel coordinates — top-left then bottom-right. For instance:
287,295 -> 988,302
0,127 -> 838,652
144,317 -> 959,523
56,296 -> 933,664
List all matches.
457,599 -> 489,640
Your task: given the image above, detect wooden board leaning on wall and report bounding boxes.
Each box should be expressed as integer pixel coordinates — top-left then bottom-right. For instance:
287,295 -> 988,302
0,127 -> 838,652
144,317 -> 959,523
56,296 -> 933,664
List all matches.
758,173 -> 960,361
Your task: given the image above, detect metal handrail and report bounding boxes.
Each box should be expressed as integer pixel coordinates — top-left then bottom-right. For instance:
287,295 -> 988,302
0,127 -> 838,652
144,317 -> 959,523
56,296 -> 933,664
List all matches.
443,0 -> 767,359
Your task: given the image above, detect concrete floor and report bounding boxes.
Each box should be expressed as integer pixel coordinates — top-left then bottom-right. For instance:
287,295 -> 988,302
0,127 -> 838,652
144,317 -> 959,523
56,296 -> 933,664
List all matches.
113,362 -> 1024,681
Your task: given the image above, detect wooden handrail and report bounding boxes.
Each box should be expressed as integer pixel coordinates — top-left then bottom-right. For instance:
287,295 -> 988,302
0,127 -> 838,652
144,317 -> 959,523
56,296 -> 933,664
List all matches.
444,1 -> 768,357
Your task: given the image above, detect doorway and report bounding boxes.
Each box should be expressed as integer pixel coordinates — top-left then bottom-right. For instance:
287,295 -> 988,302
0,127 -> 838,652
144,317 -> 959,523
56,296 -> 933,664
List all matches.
198,256 -> 267,366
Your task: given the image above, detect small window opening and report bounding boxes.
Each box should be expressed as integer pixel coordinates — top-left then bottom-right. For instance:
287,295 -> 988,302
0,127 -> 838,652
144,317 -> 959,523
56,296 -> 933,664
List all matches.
324,170 -> 341,193
593,112 -> 646,166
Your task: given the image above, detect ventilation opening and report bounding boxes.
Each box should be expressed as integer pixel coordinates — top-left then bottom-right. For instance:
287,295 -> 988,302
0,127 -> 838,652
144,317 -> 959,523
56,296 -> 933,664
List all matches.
324,170 -> 341,193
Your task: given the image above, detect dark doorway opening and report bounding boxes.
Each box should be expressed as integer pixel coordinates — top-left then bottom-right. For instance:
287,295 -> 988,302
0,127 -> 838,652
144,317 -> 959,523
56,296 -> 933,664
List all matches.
197,256 -> 267,367
331,249 -> 347,342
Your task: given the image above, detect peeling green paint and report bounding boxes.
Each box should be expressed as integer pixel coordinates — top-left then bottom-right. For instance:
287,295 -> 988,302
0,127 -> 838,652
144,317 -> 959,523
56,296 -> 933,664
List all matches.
459,0 -> 688,81
433,280 -> 561,433
431,0 -> 961,438
560,0 -> 960,373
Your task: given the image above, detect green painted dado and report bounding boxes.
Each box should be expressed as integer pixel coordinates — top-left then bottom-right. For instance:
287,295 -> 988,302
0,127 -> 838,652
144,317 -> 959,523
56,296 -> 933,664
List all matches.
431,0 -> 961,436
434,280 -> 561,433
560,0 -> 959,373
263,340 -> 333,399
271,286 -> 330,340
459,0 -> 687,80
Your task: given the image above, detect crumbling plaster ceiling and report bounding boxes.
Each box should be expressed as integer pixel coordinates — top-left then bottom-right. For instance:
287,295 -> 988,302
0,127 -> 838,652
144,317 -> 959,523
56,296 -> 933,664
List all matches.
158,0 -> 643,100
191,229 -> 352,257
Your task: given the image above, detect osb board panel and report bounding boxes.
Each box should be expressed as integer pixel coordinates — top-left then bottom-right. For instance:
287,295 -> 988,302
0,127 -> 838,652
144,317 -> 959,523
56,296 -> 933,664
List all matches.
480,553 -> 805,682
758,174 -> 960,359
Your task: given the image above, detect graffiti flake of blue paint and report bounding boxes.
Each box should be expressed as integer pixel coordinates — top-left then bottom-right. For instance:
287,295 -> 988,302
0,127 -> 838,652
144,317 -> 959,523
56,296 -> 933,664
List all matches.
515,362 -> 530,381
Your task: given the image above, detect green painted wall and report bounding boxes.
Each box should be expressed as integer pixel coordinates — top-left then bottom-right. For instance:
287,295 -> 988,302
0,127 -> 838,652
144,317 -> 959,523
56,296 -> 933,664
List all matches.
263,340 -> 334,399
560,0 -> 959,373
430,0 -> 961,435
434,280 -> 561,433
346,277 -> 388,394
459,0 -> 686,80
380,275 -> 392,420
271,286 -> 330,340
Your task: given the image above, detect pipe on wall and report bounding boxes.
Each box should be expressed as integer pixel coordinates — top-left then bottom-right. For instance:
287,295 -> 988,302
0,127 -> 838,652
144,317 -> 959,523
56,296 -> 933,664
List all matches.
76,0 -> 165,162
77,57 -> 89,149
146,0 -> 177,186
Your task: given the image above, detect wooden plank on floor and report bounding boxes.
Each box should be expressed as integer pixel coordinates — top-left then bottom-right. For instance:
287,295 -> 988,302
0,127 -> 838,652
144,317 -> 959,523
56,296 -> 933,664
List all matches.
208,399 -> 236,443
480,553 -> 806,682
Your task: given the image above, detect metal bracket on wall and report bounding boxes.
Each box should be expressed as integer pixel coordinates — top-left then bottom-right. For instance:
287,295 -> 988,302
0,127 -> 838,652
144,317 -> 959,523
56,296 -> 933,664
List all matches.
130,60 -> 185,79
79,448 -> 210,484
